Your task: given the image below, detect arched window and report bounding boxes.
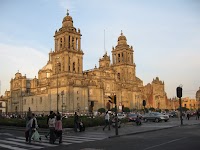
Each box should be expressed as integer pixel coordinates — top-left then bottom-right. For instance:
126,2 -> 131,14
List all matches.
73,62 -> 75,72
117,73 -> 120,79
118,54 -> 120,62
60,38 -> 62,49
68,36 -> 70,48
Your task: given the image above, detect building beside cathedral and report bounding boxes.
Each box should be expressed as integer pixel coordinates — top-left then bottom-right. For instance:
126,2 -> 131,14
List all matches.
2,11 -> 170,115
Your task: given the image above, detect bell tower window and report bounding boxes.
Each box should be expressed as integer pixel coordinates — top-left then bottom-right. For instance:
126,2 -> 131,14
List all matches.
60,38 -> 62,49
68,36 -> 70,48
118,54 -> 120,62
73,62 -> 75,72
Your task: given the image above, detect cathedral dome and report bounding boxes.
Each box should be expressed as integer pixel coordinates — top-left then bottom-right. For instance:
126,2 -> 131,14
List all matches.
117,31 -> 127,45
62,10 -> 73,27
41,62 -> 52,71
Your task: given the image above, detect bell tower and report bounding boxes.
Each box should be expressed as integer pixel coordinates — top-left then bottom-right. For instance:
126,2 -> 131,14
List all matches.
112,31 -> 136,82
51,10 -> 84,75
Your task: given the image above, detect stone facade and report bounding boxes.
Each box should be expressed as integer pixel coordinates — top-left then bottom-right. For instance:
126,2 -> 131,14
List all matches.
2,11 -> 169,115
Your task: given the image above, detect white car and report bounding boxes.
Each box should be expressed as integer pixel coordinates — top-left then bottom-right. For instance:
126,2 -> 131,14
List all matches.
117,113 -> 127,119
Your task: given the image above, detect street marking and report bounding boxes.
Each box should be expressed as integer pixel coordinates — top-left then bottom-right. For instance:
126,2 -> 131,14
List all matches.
144,137 -> 187,150
0,133 -> 13,136
0,143 -> 27,150
65,135 -> 106,140
16,137 -> 56,147
5,138 -> 44,149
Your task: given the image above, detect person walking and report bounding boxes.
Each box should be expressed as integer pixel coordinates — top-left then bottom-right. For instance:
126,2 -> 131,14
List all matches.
48,112 -> 56,144
25,116 -> 31,142
103,111 -> 110,131
55,114 -> 63,144
74,112 -> 79,132
196,110 -> 200,120
45,111 -> 53,139
29,113 -> 38,143
186,112 -> 190,120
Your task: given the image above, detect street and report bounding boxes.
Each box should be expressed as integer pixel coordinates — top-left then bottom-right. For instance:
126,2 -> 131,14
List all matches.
50,124 -> 200,150
0,117 -> 199,150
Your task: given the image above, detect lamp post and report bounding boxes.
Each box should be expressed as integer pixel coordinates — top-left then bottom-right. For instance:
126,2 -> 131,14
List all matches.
56,68 -> 59,113
21,92 -> 24,117
56,57 -> 60,113
61,90 -> 64,115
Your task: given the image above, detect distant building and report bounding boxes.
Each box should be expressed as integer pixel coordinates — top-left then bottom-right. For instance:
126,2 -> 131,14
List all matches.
2,11 -> 168,115
196,87 -> 200,109
0,95 -> 8,114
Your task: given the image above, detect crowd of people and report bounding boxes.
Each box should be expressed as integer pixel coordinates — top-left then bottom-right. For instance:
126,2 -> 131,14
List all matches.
25,111 -> 63,144
24,111 -> 86,144
23,109 -> 199,144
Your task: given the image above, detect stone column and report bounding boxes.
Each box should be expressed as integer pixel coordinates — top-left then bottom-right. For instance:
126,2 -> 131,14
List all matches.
78,37 -> 81,51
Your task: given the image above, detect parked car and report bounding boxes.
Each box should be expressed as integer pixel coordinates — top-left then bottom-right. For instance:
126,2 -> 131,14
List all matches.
169,111 -> 178,118
127,113 -> 143,122
117,113 -> 127,119
143,112 -> 169,122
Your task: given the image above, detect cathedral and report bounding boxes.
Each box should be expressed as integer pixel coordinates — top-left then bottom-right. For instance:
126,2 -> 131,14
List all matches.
2,11 -> 169,115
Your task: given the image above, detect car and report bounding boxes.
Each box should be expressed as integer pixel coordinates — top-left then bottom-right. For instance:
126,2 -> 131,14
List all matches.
143,112 -> 169,122
127,113 -> 143,122
168,111 -> 178,118
117,113 -> 127,119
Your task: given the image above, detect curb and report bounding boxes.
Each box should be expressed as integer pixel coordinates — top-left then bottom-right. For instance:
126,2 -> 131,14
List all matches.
108,123 -> 200,138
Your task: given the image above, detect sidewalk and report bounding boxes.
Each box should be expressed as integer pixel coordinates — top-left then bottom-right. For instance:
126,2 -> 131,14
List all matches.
0,117 -> 199,137
83,117 -> 200,138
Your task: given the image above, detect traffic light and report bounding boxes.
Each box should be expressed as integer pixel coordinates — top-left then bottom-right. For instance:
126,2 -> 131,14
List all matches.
176,87 -> 182,98
91,101 -> 94,107
108,96 -> 114,103
114,95 -> 116,104
142,100 -> 146,107
108,95 -> 116,104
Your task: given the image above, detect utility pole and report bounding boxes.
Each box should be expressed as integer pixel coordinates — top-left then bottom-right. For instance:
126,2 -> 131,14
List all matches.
61,91 -> 64,115
177,86 -> 183,125
108,95 -> 118,136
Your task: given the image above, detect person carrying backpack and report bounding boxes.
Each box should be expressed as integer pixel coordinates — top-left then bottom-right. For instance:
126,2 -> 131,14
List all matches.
48,113 -> 56,144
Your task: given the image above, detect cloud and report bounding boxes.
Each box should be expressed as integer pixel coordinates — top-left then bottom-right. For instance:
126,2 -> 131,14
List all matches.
0,43 -> 48,95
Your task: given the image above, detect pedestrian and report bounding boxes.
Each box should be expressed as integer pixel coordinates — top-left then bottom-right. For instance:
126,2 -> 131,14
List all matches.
55,114 -> 63,144
79,119 -> 85,132
186,112 -> 190,120
103,111 -> 110,131
48,112 -> 56,144
29,113 -> 38,143
45,111 -> 53,139
196,110 -> 199,120
25,116 -> 31,142
74,112 -> 79,132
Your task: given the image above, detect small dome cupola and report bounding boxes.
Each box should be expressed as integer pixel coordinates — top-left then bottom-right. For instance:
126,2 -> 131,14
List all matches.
62,9 -> 73,27
117,30 -> 127,45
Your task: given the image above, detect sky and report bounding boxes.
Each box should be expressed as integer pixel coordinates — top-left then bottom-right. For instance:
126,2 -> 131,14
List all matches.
0,0 -> 200,99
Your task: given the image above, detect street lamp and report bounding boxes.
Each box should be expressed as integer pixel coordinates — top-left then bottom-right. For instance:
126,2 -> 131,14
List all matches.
56,57 -> 60,113
21,92 -> 24,116
61,90 -> 64,115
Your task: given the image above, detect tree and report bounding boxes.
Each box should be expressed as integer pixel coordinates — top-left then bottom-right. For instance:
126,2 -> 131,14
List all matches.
177,107 -> 189,112
98,108 -> 106,114
123,107 -> 130,113
149,107 -> 155,112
